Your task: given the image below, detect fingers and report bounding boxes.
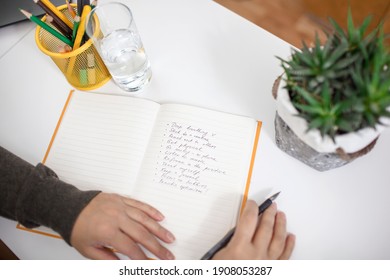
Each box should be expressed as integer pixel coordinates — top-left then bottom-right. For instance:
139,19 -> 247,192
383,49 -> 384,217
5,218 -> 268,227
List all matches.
82,246 -> 120,260
120,198 -> 175,259
278,234 -> 296,260
124,206 -> 175,244
71,193 -> 176,260
253,203 -> 295,260
123,197 -> 165,221
267,211 -> 287,259
119,218 -> 175,260
213,200 -> 295,260
253,203 -> 277,249
109,230 -> 149,260
230,200 -> 259,244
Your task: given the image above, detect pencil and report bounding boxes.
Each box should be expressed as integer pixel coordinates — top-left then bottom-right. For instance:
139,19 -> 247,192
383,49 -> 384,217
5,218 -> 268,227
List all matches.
33,0 -> 73,36
87,53 -> 96,84
65,0 -> 77,18
77,0 -> 82,16
45,15 -> 72,39
71,16 -> 80,43
58,45 -> 72,53
66,5 -> 91,76
20,9 -> 73,47
72,5 -> 91,50
57,45 -> 72,69
40,0 -> 73,28
200,192 -> 281,260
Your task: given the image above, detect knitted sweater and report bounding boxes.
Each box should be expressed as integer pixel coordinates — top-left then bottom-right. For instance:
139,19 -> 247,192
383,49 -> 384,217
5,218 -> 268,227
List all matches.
0,146 -> 100,244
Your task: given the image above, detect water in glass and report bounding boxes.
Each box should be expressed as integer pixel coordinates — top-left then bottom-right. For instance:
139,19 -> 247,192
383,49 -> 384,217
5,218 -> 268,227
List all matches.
100,29 -> 152,92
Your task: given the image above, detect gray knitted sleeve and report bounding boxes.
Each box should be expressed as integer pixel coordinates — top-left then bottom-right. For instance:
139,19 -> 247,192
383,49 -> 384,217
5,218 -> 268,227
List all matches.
0,146 -> 100,245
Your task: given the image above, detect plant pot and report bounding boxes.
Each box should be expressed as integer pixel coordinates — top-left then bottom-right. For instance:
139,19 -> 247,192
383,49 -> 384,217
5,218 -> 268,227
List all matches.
272,75 -> 387,171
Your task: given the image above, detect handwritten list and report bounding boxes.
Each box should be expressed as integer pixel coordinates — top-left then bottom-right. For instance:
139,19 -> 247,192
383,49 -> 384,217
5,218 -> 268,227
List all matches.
155,121 -> 226,194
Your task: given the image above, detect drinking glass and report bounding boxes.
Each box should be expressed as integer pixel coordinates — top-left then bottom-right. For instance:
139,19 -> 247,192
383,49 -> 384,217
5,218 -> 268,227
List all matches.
86,2 -> 152,92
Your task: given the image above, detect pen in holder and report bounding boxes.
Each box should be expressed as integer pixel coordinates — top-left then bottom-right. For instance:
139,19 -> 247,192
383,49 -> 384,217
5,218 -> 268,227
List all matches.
35,4 -> 110,90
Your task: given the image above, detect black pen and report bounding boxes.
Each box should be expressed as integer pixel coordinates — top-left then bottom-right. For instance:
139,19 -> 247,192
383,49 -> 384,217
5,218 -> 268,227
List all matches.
77,0 -> 88,16
200,192 -> 281,260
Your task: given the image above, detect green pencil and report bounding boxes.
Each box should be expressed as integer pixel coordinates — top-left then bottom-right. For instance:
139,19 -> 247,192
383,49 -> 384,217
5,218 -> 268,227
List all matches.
72,16 -> 80,44
20,9 -> 73,47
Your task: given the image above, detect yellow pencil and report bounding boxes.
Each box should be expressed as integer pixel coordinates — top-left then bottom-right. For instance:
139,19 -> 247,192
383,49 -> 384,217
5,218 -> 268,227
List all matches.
72,5 -> 91,50
66,5 -> 91,77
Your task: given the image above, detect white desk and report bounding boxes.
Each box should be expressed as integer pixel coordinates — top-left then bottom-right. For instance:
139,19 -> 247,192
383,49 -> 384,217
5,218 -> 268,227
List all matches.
1,0 -> 389,260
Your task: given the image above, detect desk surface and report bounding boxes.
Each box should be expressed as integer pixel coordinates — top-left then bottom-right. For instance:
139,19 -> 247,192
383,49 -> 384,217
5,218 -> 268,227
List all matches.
1,0 -> 389,260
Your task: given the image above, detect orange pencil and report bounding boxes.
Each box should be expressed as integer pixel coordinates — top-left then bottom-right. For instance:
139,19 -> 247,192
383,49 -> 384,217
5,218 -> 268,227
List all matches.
65,0 -> 77,18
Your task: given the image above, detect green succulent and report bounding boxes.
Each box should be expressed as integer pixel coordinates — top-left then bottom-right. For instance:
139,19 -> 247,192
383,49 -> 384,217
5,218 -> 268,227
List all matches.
277,10 -> 390,141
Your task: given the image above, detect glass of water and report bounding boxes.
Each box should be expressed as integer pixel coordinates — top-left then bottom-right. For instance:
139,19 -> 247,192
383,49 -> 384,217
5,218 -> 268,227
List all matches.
85,2 -> 152,92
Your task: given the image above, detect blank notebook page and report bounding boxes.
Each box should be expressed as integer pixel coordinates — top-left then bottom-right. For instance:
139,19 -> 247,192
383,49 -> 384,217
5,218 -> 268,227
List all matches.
45,91 -> 160,195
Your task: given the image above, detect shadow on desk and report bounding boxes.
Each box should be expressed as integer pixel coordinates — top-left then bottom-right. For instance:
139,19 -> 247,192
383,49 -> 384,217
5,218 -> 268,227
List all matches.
0,239 -> 18,260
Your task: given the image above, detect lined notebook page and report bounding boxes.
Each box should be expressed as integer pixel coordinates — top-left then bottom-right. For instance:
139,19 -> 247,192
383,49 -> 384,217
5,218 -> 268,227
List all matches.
133,104 -> 259,259
45,91 -> 160,194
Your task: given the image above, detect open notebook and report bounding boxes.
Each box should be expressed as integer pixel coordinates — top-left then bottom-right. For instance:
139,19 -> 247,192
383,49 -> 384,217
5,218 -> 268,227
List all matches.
18,90 -> 262,259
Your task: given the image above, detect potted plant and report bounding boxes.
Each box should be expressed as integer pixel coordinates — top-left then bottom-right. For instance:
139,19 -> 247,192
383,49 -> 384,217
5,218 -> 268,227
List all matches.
273,11 -> 390,171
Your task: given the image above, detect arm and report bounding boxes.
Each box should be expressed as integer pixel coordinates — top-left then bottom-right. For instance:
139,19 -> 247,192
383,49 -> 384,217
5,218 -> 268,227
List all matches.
0,146 -> 99,244
0,146 -> 175,260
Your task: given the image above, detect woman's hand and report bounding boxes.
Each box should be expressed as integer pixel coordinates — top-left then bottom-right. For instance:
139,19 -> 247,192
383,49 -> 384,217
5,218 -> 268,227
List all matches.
70,193 -> 175,260
212,200 -> 295,260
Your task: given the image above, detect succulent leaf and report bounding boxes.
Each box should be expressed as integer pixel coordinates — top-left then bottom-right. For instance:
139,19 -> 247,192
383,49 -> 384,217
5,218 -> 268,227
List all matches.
277,10 -> 390,140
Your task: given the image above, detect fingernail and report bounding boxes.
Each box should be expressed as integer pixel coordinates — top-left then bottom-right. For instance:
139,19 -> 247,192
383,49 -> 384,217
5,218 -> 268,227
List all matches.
166,251 -> 175,260
155,211 -> 165,220
166,231 -> 175,243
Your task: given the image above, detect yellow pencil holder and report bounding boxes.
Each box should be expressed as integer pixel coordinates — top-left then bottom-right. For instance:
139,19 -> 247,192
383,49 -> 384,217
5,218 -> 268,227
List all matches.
35,4 -> 111,91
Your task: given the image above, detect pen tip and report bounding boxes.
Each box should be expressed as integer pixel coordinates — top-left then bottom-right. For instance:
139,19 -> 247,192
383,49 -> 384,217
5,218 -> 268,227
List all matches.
269,191 -> 281,201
